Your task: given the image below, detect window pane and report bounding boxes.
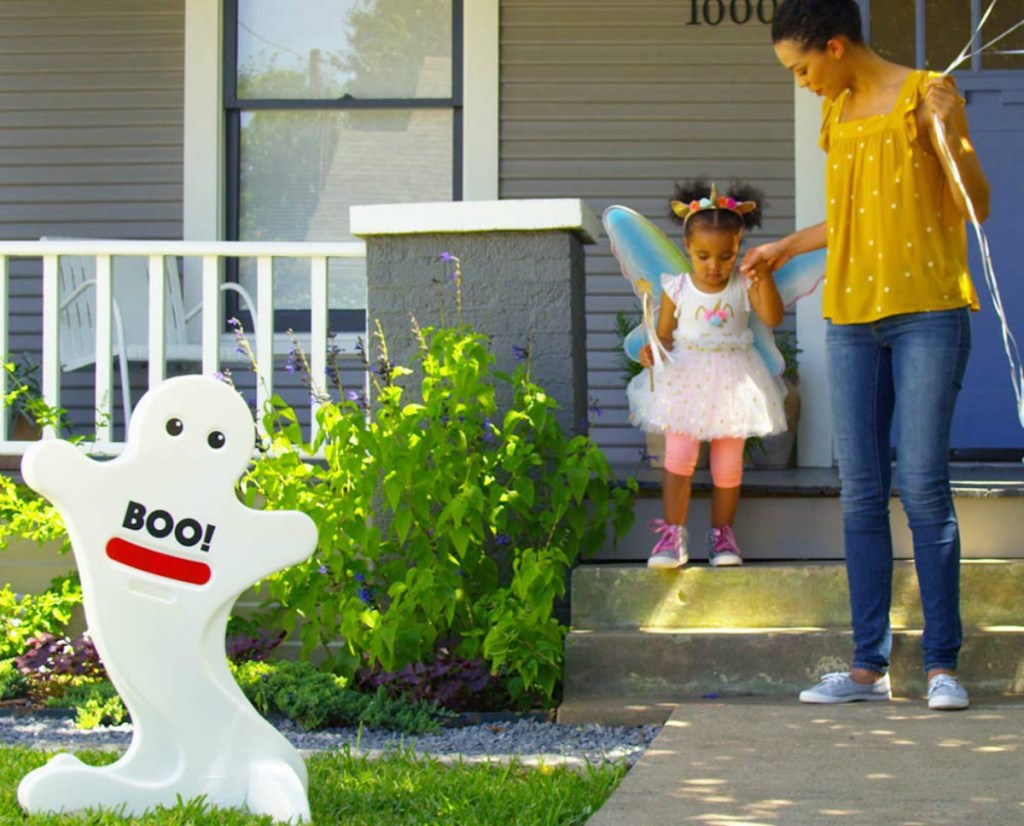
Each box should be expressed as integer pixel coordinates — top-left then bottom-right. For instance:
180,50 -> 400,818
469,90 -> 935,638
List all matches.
238,108 -> 453,309
981,3 -> 1024,70
924,0 -> 972,71
237,0 -> 453,100
870,0 -> 916,66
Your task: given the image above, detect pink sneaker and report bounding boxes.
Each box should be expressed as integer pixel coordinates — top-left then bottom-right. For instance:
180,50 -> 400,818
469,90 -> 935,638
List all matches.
707,524 -> 743,567
647,519 -> 688,569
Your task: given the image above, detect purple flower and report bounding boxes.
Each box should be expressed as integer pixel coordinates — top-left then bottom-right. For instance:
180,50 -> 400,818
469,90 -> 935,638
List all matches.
317,564 -> 328,575
513,344 -> 530,362
482,417 -> 495,443
494,533 -> 511,547
357,587 -> 374,606
354,573 -> 366,583
588,397 -> 603,417
439,251 -> 454,263
346,389 -> 368,411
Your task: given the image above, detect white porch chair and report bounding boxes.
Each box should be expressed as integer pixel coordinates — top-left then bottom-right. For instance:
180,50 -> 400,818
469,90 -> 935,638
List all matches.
51,244 -> 257,425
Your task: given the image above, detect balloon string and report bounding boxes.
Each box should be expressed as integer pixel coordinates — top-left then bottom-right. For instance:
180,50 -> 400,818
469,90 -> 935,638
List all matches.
943,6 -> 1024,73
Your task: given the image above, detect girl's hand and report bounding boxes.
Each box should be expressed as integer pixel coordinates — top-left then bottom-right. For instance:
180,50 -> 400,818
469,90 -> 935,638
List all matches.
746,257 -> 771,288
638,343 -> 654,368
747,264 -> 785,327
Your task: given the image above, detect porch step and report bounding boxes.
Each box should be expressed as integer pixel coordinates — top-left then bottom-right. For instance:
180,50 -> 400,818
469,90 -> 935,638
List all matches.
559,560 -> 1024,725
596,465 -> 1024,561
572,561 -> 1024,630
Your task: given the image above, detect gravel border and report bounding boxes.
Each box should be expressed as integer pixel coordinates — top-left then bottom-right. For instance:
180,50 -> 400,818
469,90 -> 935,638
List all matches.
0,711 -> 660,769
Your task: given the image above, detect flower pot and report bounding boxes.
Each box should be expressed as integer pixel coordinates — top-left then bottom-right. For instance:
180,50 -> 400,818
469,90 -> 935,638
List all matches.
749,378 -> 801,469
643,431 -> 665,469
0,414 -> 42,471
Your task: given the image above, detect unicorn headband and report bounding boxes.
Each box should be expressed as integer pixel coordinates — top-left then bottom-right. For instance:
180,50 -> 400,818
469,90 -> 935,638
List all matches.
670,183 -> 757,226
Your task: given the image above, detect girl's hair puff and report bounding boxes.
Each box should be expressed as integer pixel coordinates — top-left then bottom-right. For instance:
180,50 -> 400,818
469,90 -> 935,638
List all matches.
670,179 -> 765,239
771,0 -> 864,50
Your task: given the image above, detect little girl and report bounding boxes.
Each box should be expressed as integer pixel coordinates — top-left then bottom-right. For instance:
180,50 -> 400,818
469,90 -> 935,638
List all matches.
628,180 -> 786,568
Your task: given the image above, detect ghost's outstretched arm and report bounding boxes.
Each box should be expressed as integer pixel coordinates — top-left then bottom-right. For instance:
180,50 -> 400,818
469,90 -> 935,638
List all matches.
21,440 -> 99,509
222,507 -> 318,587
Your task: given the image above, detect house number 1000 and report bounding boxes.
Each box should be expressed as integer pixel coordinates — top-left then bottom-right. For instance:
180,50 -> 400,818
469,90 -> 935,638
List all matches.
687,0 -> 777,25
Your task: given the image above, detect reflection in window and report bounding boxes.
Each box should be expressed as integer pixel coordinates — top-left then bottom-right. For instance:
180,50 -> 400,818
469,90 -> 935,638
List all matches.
238,109 -> 453,310
869,0 -> 915,67
981,3 -> 1024,70
227,0 -> 459,326
237,0 -> 452,99
924,0 -> 971,71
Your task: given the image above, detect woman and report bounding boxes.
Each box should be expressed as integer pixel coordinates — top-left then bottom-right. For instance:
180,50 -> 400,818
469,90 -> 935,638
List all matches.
742,0 -> 990,710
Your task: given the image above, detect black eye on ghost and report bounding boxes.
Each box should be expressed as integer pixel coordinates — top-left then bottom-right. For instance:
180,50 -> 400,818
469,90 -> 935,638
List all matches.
165,418 -> 224,449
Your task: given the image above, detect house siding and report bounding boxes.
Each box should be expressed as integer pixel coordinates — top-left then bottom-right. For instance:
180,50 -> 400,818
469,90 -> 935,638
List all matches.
0,2 -> 365,436
0,0 -> 186,431
499,0 -> 795,468
0,1 -> 186,244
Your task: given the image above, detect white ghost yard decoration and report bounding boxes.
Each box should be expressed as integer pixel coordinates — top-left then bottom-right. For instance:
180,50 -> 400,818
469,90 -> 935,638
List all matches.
17,375 -> 319,823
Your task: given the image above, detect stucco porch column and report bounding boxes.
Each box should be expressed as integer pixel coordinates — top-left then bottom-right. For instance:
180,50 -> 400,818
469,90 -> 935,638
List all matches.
350,199 -> 600,434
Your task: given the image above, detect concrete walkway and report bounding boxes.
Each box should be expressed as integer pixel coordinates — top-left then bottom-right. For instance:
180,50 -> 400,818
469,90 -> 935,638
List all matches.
588,698 -> 1024,826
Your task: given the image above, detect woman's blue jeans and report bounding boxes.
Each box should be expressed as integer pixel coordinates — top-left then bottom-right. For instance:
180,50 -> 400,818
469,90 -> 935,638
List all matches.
826,308 -> 971,675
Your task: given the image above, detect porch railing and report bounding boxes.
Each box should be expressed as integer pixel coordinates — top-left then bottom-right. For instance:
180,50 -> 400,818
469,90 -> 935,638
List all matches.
0,239 -> 367,457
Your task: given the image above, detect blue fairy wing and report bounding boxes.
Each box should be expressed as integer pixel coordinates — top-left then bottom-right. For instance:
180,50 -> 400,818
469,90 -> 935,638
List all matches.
623,324 -> 649,364
774,247 -> 826,308
750,315 -> 785,378
750,248 -> 826,378
603,205 -> 689,362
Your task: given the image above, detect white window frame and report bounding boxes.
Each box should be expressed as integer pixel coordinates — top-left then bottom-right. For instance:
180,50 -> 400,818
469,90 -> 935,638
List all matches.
181,0 -> 498,243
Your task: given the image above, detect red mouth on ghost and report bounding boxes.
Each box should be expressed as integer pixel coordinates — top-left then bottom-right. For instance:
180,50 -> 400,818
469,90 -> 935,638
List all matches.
106,537 -> 211,585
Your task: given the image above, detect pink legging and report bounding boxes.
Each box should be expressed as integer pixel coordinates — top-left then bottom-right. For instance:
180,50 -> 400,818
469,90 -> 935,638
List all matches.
663,433 -> 744,488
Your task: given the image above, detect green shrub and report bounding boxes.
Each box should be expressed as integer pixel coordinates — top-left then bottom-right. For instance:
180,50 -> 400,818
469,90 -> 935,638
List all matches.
0,576 -> 81,661
240,318 -> 635,708
46,679 -> 127,729
231,659 -> 444,734
0,475 -> 70,556
0,658 -> 25,701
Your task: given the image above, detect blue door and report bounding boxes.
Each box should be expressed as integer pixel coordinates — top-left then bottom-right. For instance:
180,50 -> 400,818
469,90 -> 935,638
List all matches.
868,2 -> 1024,457
953,77 -> 1024,454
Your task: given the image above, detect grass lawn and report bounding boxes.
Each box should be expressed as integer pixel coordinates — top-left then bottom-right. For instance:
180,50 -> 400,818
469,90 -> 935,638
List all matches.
0,746 -> 627,824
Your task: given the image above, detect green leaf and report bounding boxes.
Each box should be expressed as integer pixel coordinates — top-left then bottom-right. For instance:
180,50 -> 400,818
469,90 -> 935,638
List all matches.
383,471 -> 403,512
393,506 -> 413,543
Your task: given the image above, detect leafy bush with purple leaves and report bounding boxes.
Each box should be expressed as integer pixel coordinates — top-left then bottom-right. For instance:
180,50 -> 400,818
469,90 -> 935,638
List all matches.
356,644 -> 504,712
225,616 -> 286,663
14,632 -> 106,701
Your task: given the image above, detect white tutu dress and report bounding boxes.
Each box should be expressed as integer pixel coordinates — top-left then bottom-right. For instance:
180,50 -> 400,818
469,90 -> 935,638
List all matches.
627,271 -> 786,440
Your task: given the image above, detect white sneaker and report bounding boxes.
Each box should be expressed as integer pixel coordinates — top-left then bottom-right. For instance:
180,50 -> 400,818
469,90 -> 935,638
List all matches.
927,674 -> 970,710
799,671 -> 892,704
